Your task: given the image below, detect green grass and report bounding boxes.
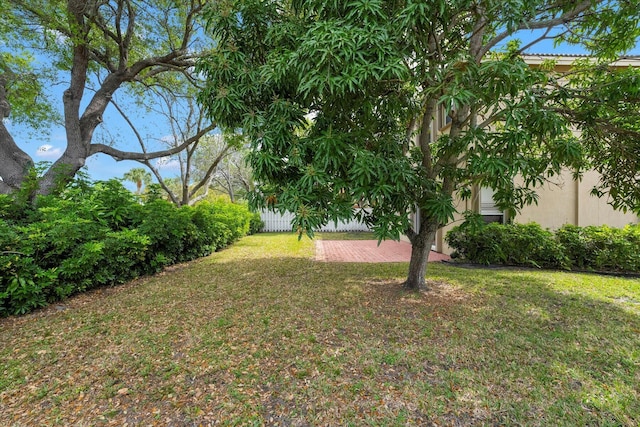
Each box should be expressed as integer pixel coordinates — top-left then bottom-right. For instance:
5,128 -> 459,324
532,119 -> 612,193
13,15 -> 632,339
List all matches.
315,231 -> 377,240
1,233 -> 639,425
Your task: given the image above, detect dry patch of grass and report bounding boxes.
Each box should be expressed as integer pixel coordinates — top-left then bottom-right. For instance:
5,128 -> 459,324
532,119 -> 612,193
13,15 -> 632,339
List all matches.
315,231 -> 377,240
1,233 -> 639,425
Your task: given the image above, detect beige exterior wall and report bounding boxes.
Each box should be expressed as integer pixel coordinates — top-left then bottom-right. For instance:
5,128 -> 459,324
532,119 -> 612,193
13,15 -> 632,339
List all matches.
431,169 -> 638,256
576,171 -> 638,228
516,170 -> 638,230
515,170 -> 578,229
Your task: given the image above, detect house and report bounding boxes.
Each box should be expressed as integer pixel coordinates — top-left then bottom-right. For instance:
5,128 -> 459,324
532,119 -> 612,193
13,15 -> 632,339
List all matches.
425,54 -> 640,255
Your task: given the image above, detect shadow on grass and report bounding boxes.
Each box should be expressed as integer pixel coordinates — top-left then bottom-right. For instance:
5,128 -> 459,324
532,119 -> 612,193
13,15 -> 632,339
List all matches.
200,250 -> 640,424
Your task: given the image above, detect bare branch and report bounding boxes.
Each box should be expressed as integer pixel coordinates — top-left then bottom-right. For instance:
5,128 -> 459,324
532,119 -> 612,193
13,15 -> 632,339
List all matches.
479,0 -> 593,58
142,159 -> 181,205
90,123 -> 217,160
189,145 -> 231,197
109,98 -> 148,152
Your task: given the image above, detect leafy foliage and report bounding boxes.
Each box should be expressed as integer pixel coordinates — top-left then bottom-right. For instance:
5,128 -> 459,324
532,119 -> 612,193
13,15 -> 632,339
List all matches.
447,219 -> 640,272
1,0 -> 208,195
556,224 -> 640,272
0,178 -> 254,316
248,211 -> 265,235
446,221 -> 569,269
197,0 -> 640,288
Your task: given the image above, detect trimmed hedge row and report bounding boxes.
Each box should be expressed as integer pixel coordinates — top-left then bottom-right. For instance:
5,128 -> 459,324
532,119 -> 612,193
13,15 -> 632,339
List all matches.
446,218 -> 640,272
0,180 -> 258,316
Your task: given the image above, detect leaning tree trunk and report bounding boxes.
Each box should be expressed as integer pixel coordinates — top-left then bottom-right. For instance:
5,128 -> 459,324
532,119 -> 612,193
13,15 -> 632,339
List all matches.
404,221 -> 439,291
0,74 -> 34,194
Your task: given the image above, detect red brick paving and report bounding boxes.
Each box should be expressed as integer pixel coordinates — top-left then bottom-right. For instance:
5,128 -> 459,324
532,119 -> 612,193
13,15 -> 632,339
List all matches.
315,240 -> 451,263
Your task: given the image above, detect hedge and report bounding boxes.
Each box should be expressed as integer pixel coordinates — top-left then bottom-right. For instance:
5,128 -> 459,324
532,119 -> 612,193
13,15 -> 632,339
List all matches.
446,218 -> 640,273
0,180 -> 254,316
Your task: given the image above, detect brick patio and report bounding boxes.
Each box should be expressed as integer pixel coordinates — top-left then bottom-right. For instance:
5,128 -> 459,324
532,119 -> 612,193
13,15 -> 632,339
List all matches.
315,240 -> 451,263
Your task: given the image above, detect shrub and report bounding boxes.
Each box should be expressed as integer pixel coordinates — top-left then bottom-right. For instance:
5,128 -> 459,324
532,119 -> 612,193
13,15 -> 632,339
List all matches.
446,222 -> 569,269
0,255 -> 57,316
137,200 -> 198,268
447,220 -> 640,273
557,224 -> 640,272
87,180 -> 144,230
249,211 -> 264,235
211,199 -> 252,243
191,203 -> 232,252
0,180 -> 255,316
198,196 -> 253,245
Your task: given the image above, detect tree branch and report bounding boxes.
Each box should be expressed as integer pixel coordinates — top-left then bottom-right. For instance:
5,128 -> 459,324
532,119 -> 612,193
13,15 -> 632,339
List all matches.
479,0 -> 593,58
89,123 -> 217,160
189,145 -> 231,197
142,158 -> 181,205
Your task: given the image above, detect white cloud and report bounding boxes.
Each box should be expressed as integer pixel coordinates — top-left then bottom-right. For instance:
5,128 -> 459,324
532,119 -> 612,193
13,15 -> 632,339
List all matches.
155,156 -> 180,170
36,144 -> 63,159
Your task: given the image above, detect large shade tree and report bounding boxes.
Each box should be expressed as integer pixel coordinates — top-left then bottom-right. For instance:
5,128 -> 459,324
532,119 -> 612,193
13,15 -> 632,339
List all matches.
198,0 -> 640,289
0,0 -> 208,196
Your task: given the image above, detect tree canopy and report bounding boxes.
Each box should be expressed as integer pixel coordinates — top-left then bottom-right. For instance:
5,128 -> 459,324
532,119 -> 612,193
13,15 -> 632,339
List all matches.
198,0 -> 640,289
0,0 -> 208,196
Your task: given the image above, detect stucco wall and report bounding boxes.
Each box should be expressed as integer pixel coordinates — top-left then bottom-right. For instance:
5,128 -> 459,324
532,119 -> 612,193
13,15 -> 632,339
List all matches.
431,170 -> 638,256
516,170 -> 637,230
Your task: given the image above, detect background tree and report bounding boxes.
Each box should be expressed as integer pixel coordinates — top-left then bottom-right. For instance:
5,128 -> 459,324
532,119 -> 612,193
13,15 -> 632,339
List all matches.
208,148 -> 254,202
198,0 -> 640,290
0,0 -> 208,196
122,167 -> 151,195
112,71 -> 243,206
151,132 -> 242,207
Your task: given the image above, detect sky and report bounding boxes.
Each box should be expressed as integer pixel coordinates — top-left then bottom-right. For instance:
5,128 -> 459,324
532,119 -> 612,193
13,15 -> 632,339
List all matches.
5,28 -> 640,188
6,82 -> 184,191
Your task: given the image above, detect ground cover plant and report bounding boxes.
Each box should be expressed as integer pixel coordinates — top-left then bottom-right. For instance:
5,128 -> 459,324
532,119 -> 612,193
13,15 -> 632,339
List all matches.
1,233 -> 639,425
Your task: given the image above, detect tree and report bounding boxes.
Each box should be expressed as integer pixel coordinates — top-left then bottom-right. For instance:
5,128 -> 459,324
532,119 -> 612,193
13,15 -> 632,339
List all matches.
208,148 -> 254,202
198,0 -> 640,290
110,69 -> 240,207
152,132 -> 242,206
0,0 -> 208,197
122,168 -> 151,195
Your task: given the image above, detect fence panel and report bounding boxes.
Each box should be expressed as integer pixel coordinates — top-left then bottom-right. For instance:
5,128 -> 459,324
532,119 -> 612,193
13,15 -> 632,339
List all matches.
260,210 -> 371,232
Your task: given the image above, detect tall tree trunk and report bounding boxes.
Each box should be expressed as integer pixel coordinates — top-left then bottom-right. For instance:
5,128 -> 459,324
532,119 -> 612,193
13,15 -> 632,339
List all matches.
0,75 -> 34,193
404,220 -> 438,291
0,121 -> 33,193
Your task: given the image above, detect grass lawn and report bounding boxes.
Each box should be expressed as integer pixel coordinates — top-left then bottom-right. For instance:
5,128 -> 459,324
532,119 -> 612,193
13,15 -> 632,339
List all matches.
316,231 -> 377,240
1,233 -> 639,426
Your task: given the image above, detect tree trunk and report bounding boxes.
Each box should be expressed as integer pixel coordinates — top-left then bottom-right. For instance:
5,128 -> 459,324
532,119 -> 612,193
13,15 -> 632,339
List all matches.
0,75 -> 34,193
403,221 -> 438,291
0,122 -> 33,193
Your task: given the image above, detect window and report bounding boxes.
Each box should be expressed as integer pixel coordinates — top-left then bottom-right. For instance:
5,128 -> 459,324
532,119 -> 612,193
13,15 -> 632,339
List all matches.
437,105 -> 452,129
480,187 -> 504,224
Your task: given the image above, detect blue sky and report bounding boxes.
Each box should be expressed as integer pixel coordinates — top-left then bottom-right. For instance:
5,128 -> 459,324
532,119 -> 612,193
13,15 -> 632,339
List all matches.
7,82 -> 184,188
6,29 -> 640,187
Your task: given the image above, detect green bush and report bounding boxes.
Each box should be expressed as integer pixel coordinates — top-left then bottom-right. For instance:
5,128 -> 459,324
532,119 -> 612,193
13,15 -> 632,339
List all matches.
191,203 -> 232,252
137,200 -> 199,268
0,255 -> 56,316
447,220 -> 640,273
557,224 -> 640,272
0,179 -> 254,316
249,211 -> 264,235
212,199 -> 252,243
446,221 -> 569,269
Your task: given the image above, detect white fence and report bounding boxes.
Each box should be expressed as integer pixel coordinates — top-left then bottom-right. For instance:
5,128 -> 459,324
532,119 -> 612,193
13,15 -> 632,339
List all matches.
260,210 -> 371,232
